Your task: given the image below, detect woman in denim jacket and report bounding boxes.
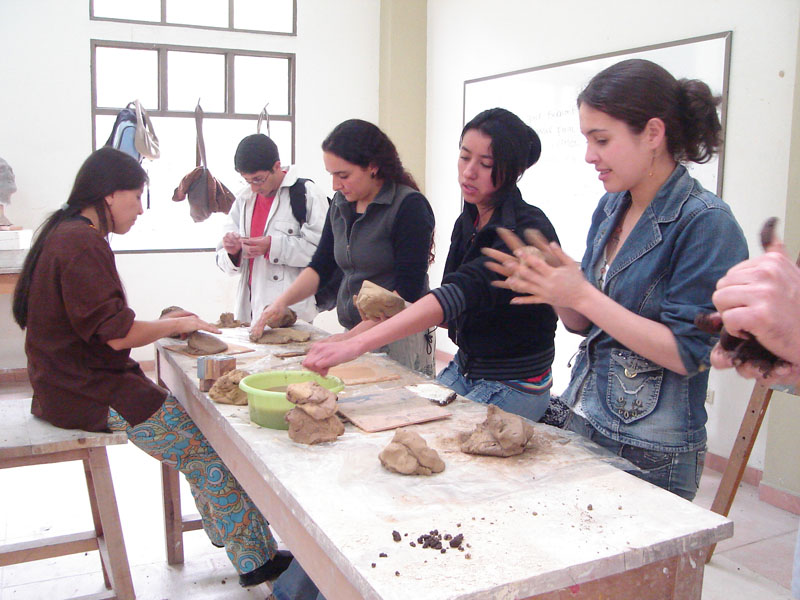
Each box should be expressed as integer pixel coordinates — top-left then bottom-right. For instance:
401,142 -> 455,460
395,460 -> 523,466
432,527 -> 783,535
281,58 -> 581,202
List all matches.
493,59 -> 748,500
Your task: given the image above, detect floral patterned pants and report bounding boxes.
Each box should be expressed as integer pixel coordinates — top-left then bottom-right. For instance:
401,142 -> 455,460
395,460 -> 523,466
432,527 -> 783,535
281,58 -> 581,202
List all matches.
107,396 -> 276,574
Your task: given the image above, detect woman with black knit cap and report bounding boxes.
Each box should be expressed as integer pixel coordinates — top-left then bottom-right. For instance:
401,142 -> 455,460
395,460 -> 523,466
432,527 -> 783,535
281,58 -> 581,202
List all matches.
301,108 -> 559,422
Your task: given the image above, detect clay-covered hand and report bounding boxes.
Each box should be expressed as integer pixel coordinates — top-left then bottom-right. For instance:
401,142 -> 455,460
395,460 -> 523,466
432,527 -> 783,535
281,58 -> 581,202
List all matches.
302,339 -> 364,376
222,231 -> 242,255
250,301 -> 288,339
241,235 -> 271,259
485,241 -> 587,308
710,245 -> 800,387
711,344 -> 800,387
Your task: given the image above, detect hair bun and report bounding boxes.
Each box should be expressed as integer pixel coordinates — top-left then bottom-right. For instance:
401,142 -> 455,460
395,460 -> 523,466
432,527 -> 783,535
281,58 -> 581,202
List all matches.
527,127 -> 542,167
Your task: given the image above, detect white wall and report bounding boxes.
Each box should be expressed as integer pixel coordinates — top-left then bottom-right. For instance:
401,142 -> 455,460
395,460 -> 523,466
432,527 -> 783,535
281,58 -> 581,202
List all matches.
425,0 -> 800,468
0,0 -> 375,367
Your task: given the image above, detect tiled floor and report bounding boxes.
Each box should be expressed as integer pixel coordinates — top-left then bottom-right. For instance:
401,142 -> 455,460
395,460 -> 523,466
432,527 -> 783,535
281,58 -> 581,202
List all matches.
0,377 -> 797,599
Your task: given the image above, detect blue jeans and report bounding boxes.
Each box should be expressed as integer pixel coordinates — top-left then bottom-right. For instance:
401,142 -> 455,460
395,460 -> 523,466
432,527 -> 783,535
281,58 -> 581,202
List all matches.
565,412 -> 705,501
271,558 -> 325,600
436,361 -> 550,422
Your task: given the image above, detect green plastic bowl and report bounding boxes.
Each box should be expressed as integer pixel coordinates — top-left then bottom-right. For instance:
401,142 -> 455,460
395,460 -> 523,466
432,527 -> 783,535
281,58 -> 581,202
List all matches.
239,370 -> 345,430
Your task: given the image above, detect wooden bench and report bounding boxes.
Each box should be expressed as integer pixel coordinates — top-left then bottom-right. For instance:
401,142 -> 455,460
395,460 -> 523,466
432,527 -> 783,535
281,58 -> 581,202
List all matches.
0,398 -> 135,600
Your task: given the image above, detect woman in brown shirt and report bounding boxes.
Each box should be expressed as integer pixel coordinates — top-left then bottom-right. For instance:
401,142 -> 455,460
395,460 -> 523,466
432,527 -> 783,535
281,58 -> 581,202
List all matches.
12,147 -> 290,587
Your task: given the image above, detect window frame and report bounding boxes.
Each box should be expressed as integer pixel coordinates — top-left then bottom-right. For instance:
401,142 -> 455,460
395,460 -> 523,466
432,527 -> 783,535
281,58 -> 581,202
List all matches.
89,0 -> 298,36
90,39 -> 297,253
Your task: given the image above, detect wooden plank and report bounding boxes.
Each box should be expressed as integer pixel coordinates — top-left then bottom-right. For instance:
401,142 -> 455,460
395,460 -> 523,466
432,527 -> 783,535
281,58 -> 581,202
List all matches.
337,388 -> 451,432
0,272 -> 18,295
0,532 -> 99,566
523,549 -> 705,600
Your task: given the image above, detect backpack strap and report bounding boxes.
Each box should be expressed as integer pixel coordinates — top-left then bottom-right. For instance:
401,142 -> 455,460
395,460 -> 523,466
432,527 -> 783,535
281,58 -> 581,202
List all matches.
289,178 -> 310,225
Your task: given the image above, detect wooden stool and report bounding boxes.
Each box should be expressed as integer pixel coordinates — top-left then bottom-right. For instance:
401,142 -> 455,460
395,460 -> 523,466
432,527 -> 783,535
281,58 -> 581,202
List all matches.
0,398 -> 135,600
160,463 -> 203,565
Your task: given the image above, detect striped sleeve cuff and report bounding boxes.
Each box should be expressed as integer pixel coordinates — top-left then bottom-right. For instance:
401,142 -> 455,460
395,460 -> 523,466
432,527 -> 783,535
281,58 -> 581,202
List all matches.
430,283 -> 467,323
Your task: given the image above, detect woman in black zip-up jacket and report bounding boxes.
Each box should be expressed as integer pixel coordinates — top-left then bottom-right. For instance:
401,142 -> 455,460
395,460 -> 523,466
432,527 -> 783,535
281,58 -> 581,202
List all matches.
303,108 -> 559,421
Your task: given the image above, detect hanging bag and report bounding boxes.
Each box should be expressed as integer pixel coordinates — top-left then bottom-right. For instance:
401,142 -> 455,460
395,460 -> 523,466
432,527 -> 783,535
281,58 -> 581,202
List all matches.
172,103 -> 235,222
133,99 -> 160,160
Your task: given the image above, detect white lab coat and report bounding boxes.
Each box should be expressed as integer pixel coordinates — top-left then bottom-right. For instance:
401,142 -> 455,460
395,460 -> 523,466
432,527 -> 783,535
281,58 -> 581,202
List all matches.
215,165 -> 328,323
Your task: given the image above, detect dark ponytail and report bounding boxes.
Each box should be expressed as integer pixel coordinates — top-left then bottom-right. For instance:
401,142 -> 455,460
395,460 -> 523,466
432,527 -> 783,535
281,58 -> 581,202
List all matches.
13,148 -> 146,328
577,58 -> 722,164
321,119 -> 419,191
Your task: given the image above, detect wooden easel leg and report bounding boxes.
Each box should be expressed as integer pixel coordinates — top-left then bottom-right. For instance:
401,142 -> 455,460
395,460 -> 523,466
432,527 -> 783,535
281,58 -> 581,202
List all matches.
162,462 -> 185,565
706,382 -> 773,563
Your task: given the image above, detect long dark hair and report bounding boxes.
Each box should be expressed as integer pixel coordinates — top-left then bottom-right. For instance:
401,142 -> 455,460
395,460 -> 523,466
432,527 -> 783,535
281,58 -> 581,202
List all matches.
322,119 -> 419,191
577,58 -> 722,164
13,148 -> 146,328
461,108 -> 542,197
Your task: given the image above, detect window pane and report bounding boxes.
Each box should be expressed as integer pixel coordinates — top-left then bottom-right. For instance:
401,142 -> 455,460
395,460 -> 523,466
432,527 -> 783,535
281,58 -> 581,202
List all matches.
234,56 -> 289,115
234,0 -> 294,33
93,0 -> 160,22
168,51 -> 226,113
96,47 -> 158,109
167,0 -> 228,28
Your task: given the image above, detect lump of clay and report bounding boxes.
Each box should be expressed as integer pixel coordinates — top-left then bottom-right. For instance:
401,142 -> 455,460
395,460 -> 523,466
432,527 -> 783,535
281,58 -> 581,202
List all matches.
460,405 -> 534,457
286,381 -> 338,420
216,312 -> 244,328
159,305 -> 185,318
379,429 -> 445,476
209,369 -> 249,405
264,307 -> 297,329
186,331 -> 229,355
251,327 -> 311,344
285,381 -> 344,444
355,281 -> 406,321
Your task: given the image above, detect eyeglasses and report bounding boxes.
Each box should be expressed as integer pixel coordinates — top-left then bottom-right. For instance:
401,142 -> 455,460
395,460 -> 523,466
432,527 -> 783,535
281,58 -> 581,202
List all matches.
242,174 -> 269,186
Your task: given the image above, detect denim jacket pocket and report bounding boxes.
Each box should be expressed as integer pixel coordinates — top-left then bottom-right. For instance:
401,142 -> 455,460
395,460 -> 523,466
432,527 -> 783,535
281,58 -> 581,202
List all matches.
606,349 -> 663,424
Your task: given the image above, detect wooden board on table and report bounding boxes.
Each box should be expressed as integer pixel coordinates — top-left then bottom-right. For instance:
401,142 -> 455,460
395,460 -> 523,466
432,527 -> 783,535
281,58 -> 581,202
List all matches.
163,342 -> 254,358
337,388 -> 451,432
327,358 -> 401,385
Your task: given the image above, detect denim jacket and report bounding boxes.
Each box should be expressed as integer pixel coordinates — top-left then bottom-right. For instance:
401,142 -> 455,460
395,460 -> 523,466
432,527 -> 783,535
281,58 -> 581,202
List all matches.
561,165 -> 748,453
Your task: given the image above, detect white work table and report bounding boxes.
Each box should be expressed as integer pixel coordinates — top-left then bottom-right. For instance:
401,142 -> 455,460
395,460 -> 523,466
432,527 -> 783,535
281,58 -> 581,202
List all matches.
155,326 -> 732,600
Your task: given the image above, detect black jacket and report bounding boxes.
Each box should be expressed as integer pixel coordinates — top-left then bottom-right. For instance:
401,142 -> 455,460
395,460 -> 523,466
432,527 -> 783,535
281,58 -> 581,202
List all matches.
431,186 -> 558,380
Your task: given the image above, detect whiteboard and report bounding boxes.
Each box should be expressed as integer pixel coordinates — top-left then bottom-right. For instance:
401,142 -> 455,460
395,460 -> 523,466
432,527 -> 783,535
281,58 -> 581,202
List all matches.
463,32 -> 732,393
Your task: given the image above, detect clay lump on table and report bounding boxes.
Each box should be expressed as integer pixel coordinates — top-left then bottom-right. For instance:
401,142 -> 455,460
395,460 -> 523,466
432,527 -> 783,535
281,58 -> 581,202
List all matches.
285,381 -> 344,444
250,328 -> 311,345
216,312 -> 248,328
208,369 -> 249,405
186,331 -> 229,355
379,429 -> 445,475
460,404 -> 534,457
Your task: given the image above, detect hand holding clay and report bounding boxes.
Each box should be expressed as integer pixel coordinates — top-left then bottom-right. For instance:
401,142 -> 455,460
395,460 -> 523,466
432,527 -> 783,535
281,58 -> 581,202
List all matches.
354,280 -> 406,322
251,301 -> 289,339
379,429 -> 445,476
460,404 -> 534,457
241,235 -> 271,259
222,231 -> 242,255
285,381 -> 344,444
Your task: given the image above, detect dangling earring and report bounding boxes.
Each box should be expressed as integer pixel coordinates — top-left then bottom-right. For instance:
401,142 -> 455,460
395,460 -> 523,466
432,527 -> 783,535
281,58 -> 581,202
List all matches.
648,149 -> 656,178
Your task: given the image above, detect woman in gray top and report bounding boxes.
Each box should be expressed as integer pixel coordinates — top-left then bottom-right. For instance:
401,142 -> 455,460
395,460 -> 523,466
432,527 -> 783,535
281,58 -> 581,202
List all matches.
253,119 -> 436,376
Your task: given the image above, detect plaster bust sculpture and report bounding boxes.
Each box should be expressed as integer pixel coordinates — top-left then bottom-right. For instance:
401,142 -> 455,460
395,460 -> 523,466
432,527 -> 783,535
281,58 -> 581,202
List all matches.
0,156 -> 20,230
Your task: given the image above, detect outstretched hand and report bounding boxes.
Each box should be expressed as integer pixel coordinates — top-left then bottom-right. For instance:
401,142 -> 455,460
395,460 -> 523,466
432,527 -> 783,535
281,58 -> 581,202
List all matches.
302,338 -> 364,376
